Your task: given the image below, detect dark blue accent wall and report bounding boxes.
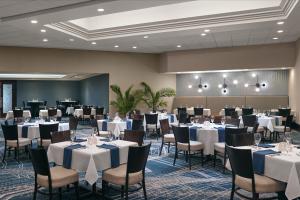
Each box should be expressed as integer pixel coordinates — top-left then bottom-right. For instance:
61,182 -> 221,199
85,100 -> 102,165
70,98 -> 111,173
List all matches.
80,74 -> 109,110
16,74 -> 109,110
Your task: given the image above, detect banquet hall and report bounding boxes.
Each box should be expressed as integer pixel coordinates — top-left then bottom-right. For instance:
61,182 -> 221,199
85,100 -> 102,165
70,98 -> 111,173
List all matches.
1,0 -> 300,199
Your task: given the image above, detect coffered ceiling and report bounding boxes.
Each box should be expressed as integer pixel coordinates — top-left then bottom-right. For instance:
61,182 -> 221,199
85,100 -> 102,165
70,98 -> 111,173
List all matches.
0,0 -> 300,53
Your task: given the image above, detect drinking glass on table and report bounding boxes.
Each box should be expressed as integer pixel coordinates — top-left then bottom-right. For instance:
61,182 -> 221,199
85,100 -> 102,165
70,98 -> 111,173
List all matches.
285,132 -> 292,145
254,133 -> 261,149
210,116 -> 214,124
70,130 -> 76,144
221,118 -> 225,126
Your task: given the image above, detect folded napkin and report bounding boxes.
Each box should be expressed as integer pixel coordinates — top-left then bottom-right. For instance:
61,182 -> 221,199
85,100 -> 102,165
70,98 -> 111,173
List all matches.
189,127 -> 197,141
168,114 -> 175,123
99,138 -> 110,142
73,138 -> 87,143
97,144 -> 120,168
21,125 -> 32,138
126,120 -> 132,130
253,150 -> 279,174
258,144 -> 275,148
102,120 -> 108,131
217,127 -> 225,143
63,144 -> 84,169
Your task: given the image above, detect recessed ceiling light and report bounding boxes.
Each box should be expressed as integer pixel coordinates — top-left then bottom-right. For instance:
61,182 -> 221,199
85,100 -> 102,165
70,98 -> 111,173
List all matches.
69,38 -> 74,42
31,20 -> 38,24
201,33 -> 207,36
176,45 -> 182,48
143,35 -> 149,39
277,30 -> 284,33
204,29 -> 210,33
97,8 -> 104,12
277,21 -> 284,25
273,37 -> 279,40
91,42 -> 97,45
132,46 -> 137,49
114,45 -> 119,48
43,38 -> 48,42
40,29 -> 46,33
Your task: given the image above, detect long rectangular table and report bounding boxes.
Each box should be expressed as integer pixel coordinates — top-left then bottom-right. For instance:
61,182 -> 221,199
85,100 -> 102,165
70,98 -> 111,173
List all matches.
47,139 -> 137,185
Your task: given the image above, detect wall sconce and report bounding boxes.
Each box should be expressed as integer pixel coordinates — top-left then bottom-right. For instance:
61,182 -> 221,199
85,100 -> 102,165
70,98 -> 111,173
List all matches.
245,74 -> 267,92
188,77 -> 208,93
219,78 -> 228,94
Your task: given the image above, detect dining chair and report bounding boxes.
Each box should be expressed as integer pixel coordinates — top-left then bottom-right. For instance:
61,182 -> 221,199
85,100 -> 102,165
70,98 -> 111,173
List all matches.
30,147 -> 79,200
1,123 -> 31,163
82,107 -> 92,123
225,108 -> 236,117
177,107 -> 187,115
102,143 -> 151,200
213,127 -> 247,173
95,107 -> 104,119
242,108 -> 254,116
131,119 -> 144,131
51,130 -> 71,143
242,115 -> 265,134
278,108 -> 291,126
133,114 -> 144,120
145,114 -> 159,140
194,107 -> 203,116
90,118 -> 110,137
69,116 -> 78,133
178,112 -> 188,124
272,115 -> 293,141
123,130 -> 145,146
172,126 -> 204,170
213,115 -> 223,124
159,119 -> 175,156
225,118 -> 240,127
13,109 -> 24,122
48,108 -> 57,117
226,145 -> 286,200
38,123 -> 59,148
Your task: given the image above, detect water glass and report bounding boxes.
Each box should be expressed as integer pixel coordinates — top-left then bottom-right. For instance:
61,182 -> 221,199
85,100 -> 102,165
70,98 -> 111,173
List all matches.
254,133 -> 261,149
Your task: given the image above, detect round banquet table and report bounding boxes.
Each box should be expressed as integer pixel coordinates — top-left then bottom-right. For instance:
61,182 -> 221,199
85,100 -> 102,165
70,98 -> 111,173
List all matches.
39,109 -> 62,118
74,108 -> 96,117
6,110 -> 31,120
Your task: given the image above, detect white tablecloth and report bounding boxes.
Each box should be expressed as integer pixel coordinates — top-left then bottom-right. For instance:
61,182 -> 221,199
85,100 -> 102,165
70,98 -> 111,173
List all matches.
47,139 -> 137,185
74,108 -> 96,117
219,108 -> 243,116
18,122 -> 69,139
239,115 -> 282,132
173,108 -> 211,116
39,109 -> 62,117
66,107 -> 75,115
6,110 -> 31,120
226,145 -> 300,200
97,120 -> 128,137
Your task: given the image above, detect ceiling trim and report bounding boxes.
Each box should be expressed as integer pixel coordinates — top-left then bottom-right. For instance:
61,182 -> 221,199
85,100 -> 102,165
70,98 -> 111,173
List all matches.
46,0 -> 298,41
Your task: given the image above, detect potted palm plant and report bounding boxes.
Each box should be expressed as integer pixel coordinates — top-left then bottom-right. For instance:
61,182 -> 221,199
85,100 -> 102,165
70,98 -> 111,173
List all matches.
110,85 -> 143,118
140,82 -> 176,113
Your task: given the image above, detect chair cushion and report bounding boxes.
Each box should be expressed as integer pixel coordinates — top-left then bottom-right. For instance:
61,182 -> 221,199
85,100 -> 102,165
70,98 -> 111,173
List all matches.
83,115 -> 91,119
102,164 -> 143,186
38,139 -> 52,147
177,141 -> 204,151
274,126 -> 290,132
98,131 -> 110,137
163,134 -> 175,143
235,174 -> 286,193
7,138 -> 31,148
214,142 -> 225,154
37,166 -> 78,188
147,124 -> 160,130
247,126 -> 264,133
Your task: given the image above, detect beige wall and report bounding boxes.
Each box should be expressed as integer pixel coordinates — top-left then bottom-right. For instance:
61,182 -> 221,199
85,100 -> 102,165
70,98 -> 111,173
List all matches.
0,46 -> 176,112
289,39 -> 300,123
160,43 -> 296,73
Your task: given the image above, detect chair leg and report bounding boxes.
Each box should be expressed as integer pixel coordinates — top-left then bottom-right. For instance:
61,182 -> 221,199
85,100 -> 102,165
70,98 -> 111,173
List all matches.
142,179 -> 147,200
188,151 -> 191,170
14,147 -> 17,160
201,150 -> 204,166
2,145 -> 6,162
125,184 -> 129,200
49,186 -> 53,200
121,185 -> 124,199
102,180 -> 106,197
33,181 -> 37,200
58,187 -> 62,200
159,141 -> 164,156
74,182 -> 79,200
230,182 -> 235,200
213,150 -> 216,167
253,193 -> 259,200
167,143 -> 170,153
277,191 -> 287,200
173,148 -> 177,166
185,151 -> 188,162
223,152 -> 227,174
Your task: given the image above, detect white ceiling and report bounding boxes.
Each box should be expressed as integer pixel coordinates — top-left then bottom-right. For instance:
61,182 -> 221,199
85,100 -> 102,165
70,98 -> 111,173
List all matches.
0,0 -> 300,53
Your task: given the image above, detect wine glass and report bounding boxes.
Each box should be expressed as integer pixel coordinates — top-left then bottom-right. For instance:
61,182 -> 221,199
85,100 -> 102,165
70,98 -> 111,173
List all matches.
254,133 -> 261,149
211,116 -> 214,124
70,130 -> 75,144
221,118 -> 225,126
285,132 -> 292,145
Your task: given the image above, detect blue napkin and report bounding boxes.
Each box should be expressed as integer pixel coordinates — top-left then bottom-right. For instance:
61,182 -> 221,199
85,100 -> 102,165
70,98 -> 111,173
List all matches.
73,138 -> 87,143
258,144 -> 275,148
63,144 -> 83,169
100,138 -> 110,142
217,127 -> 225,142
168,114 -> 175,123
253,150 -> 279,174
97,144 -> 120,168
102,120 -> 108,131
126,120 -> 132,130
22,125 -> 31,138
189,127 -> 197,141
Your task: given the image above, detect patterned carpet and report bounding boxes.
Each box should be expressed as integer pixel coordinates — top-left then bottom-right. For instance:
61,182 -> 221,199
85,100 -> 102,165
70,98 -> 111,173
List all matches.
0,120 -> 294,200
